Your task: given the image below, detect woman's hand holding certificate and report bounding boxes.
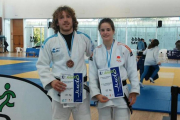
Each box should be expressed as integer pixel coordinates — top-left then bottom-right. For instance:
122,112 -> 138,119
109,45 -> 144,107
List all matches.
95,94 -> 109,103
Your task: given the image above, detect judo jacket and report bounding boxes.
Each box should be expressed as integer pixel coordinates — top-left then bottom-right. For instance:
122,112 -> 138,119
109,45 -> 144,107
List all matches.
36,31 -> 94,103
89,40 -> 140,108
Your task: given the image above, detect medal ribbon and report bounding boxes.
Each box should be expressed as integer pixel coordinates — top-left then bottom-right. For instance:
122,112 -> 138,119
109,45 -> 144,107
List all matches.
106,40 -> 114,68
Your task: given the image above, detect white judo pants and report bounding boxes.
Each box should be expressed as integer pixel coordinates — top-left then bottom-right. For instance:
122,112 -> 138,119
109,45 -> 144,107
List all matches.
52,95 -> 91,120
98,107 -> 130,120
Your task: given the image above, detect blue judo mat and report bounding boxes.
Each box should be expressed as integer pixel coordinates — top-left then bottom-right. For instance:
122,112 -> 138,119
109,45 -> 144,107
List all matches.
24,78 -> 180,114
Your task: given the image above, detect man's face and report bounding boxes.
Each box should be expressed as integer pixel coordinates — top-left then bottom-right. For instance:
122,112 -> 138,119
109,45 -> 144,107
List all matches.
57,11 -> 73,34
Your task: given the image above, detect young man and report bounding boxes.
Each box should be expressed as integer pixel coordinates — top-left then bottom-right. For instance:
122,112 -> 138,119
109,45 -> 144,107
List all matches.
36,6 -> 94,120
141,38 -> 147,49
137,39 -> 145,51
4,39 -> 9,52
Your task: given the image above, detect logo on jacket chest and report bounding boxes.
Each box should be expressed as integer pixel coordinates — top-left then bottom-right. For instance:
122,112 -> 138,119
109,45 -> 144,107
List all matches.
116,56 -> 121,62
52,48 -> 60,53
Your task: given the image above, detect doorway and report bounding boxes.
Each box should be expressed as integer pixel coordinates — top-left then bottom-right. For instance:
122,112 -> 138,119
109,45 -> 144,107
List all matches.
13,19 -> 23,52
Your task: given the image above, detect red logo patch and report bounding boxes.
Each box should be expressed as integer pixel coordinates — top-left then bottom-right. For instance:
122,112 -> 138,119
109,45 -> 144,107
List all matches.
116,56 -> 121,62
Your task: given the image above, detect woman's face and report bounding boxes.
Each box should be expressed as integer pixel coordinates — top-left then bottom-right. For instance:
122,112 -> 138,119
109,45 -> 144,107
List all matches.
99,22 -> 114,42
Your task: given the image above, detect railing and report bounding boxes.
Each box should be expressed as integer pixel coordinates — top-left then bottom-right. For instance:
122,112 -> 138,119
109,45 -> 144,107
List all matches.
163,86 -> 180,120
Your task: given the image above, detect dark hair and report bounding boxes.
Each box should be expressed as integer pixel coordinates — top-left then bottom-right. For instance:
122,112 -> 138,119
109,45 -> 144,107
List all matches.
141,38 -> 144,41
52,6 -> 78,34
148,39 -> 159,49
175,40 -> 180,50
98,18 -> 115,31
175,40 -> 180,45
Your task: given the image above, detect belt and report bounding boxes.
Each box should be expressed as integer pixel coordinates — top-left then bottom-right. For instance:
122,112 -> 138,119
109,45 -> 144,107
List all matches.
122,80 -> 127,86
122,80 -> 133,114
84,76 -> 87,82
56,76 -> 87,82
124,93 -> 133,114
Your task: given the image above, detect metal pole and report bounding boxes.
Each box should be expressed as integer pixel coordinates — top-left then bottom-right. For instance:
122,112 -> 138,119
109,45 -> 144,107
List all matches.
170,86 -> 179,120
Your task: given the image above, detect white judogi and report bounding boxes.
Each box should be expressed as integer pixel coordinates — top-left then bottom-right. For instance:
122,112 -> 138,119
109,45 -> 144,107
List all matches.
36,31 -> 94,120
89,40 -> 140,120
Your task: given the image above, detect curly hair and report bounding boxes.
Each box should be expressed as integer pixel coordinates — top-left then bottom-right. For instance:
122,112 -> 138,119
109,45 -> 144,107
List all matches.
52,6 -> 78,34
148,39 -> 159,49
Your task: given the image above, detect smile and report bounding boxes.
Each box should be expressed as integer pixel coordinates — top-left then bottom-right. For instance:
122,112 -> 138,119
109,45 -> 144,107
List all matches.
103,36 -> 109,38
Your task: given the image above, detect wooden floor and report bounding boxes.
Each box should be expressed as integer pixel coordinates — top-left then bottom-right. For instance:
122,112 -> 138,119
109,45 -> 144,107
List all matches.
69,106 -> 174,120
1,52 -> 180,120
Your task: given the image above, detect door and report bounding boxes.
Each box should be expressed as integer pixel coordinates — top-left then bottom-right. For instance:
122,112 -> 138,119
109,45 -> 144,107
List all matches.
13,35 -> 23,51
13,19 -> 23,52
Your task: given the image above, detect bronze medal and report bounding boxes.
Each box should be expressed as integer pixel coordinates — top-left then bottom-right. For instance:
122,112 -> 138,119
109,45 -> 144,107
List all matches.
66,60 -> 74,68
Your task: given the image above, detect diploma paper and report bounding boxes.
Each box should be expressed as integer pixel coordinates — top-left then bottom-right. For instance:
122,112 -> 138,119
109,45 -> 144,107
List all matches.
60,73 -> 83,103
98,67 -> 124,99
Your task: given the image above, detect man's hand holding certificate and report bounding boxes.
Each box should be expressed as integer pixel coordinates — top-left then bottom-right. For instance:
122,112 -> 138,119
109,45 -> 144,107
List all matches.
60,73 -> 83,103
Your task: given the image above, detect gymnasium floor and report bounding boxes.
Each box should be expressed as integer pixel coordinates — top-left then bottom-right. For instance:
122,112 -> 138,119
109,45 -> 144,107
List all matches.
1,56 -> 180,87
0,53 -> 180,120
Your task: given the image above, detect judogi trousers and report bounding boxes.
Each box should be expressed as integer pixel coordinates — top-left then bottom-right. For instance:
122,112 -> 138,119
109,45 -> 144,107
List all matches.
52,94 -> 91,120
98,107 -> 130,120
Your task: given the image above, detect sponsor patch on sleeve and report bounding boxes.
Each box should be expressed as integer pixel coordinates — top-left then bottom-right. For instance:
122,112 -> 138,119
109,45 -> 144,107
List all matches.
117,42 -> 133,56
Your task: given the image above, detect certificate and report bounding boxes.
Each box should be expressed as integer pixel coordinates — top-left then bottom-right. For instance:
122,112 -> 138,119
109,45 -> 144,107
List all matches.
98,67 -> 124,99
60,73 -> 83,103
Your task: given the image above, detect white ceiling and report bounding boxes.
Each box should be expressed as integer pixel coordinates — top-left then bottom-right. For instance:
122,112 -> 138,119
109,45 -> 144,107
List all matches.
2,0 -> 180,19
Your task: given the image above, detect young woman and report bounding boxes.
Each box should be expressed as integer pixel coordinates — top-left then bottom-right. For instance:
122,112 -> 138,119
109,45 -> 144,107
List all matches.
89,18 -> 140,120
139,39 -> 161,87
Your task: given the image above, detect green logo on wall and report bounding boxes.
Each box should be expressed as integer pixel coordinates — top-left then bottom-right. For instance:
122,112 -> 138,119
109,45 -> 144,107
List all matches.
0,83 -> 16,112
